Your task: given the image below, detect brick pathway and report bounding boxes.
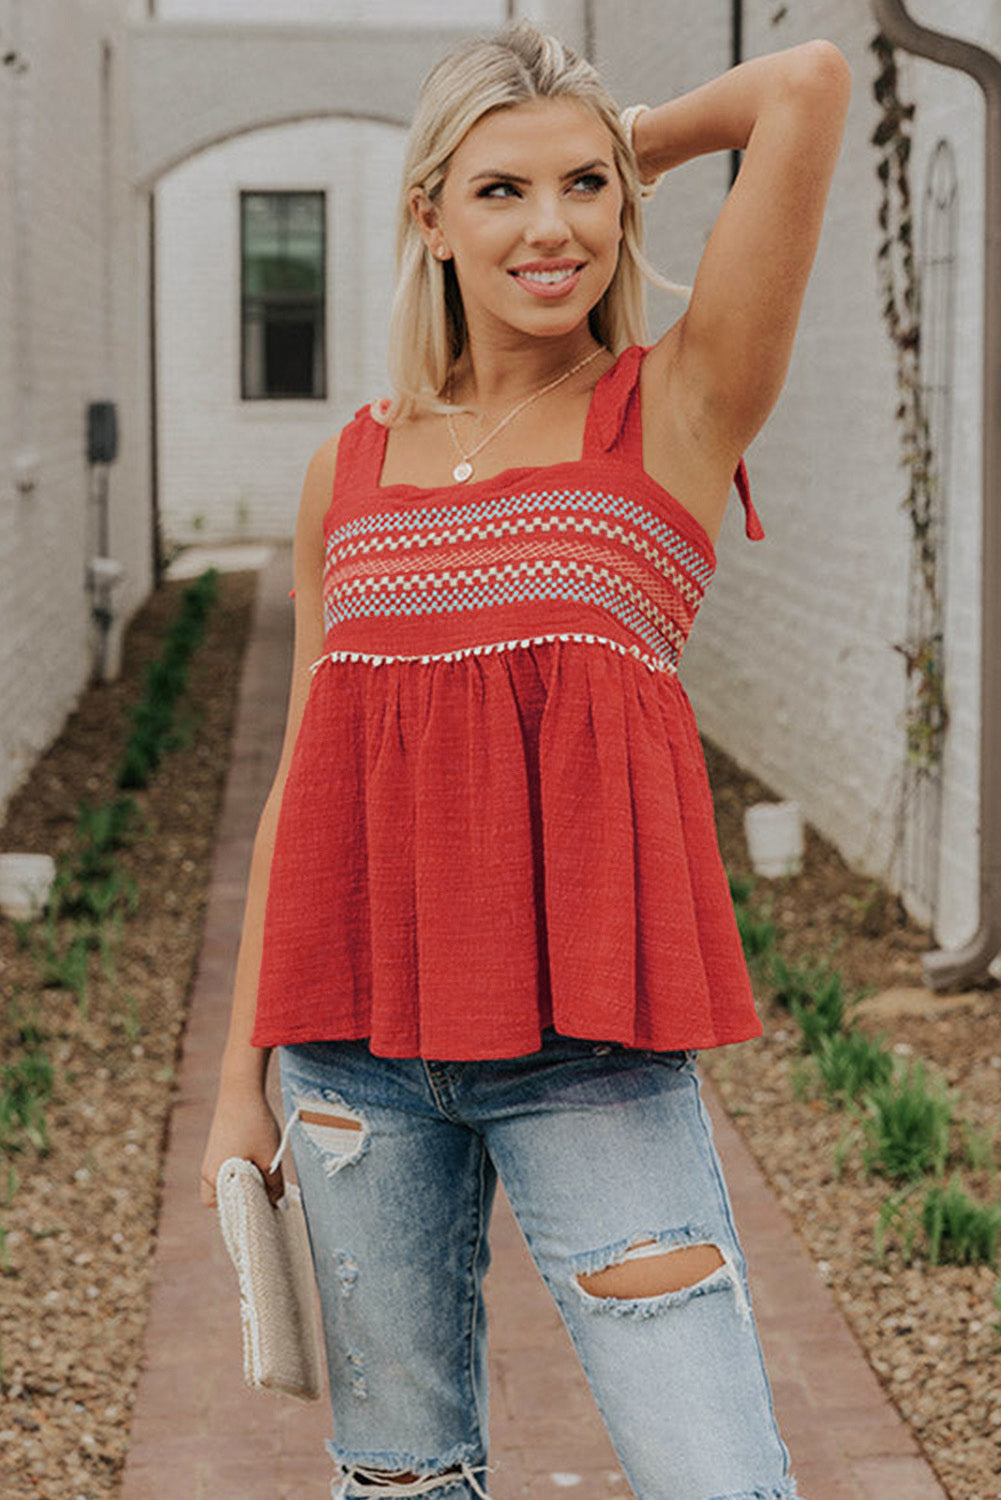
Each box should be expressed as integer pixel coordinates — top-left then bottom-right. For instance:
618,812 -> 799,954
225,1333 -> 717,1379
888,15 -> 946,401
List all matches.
119,548 -> 949,1500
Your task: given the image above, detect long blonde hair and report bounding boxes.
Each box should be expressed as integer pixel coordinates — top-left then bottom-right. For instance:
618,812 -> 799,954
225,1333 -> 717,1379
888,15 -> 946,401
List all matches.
382,18 -> 688,425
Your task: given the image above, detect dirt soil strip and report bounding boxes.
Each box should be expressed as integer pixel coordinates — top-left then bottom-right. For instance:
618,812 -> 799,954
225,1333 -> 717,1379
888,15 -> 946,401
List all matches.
0,569 -> 257,1500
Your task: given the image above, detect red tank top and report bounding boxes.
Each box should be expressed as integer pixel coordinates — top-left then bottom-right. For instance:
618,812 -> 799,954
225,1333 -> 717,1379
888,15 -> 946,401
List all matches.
251,343 -> 766,1059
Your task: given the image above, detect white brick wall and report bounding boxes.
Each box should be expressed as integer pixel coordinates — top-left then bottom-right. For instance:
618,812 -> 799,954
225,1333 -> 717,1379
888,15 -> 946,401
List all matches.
594,0 -> 985,950
0,0 -> 152,821
156,117 -> 407,546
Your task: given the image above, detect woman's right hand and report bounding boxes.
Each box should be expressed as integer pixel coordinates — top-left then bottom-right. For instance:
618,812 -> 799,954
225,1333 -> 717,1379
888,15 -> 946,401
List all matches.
199,1085 -> 286,1209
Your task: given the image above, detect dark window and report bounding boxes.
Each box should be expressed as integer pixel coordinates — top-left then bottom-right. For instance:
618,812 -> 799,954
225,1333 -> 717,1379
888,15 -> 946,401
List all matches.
241,191 -> 326,400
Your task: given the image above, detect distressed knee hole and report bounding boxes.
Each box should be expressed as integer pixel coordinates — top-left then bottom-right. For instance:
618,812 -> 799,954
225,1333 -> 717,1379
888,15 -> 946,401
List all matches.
576,1237 -> 725,1299
293,1088 -> 369,1176
352,1466 -> 461,1488
570,1229 -> 752,1323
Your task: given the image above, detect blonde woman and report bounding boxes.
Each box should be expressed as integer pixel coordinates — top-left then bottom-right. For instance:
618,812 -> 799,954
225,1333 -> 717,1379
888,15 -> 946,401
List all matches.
201,18 -> 849,1500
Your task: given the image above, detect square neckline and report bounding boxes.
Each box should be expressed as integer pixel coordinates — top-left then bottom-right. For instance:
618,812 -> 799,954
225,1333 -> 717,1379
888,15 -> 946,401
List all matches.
363,345 -> 724,565
370,348 -> 623,497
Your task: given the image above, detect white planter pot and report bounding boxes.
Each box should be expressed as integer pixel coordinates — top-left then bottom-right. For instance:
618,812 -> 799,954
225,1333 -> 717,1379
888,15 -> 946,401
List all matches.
0,852 -> 57,920
743,801 -> 804,879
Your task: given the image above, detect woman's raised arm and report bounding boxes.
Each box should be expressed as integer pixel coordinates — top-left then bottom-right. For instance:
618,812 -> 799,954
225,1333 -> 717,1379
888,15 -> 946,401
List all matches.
638,39 -> 851,457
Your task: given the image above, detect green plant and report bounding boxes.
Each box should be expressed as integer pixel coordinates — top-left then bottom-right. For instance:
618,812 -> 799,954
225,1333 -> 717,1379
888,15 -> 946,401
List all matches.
1,1165 -> 20,1207
922,1174 -> 1001,1268
116,569 -> 219,789
832,1120 -> 866,1180
8,993 -> 45,1051
788,963 -> 854,1054
791,991 -> 845,1055
862,1058 -> 953,1182
0,1053 -> 54,1155
39,931 -> 90,1009
50,862 -> 138,925
870,32 -> 949,770
75,795 -> 138,863
960,1117 -> 998,1180
767,950 -> 839,1012
10,917 -> 36,951
814,1028 -> 895,1103
735,900 -> 777,968
788,1056 -> 813,1101
874,1186 -> 923,1264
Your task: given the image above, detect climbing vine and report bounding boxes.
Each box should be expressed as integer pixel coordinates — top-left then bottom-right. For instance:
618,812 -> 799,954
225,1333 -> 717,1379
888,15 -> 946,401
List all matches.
870,31 -> 949,771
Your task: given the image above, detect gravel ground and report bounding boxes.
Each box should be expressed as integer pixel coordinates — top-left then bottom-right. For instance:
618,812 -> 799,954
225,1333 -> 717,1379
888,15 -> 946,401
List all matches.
0,573 -> 998,1499
0,570 -> 256,1500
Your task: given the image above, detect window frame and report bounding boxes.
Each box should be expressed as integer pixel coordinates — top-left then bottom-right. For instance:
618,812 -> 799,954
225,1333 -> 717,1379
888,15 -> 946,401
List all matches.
239,188 -> 328,403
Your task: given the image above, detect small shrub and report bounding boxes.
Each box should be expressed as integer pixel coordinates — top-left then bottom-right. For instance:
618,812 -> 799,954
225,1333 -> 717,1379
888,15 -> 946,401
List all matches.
815,1028 -> 895,1103
117,736 -> 157,790
770,950 -> 853,1013
922,1174 -> 1001,1268
767,950 -> 824,1013
39,932 -> 90,1009
874,1188 -> 922,1264
790,965 -> 852,1054
1,1165 -> 19,1208
832,1120 -> 866,1179
960,1118 -> 998,1180
50,862 -> 138,925
75,796 -> 138,865
735,901 -> 777,967
0,1054 -> 54,1155
8,994 -> 44,1051
11,918 -> 35,952
116,568 -> 218,789
862,1059 -> 953,1182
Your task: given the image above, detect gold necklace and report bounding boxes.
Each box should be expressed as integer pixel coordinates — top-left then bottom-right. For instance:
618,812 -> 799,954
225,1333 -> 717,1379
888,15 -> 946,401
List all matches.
445,345 -> 605,483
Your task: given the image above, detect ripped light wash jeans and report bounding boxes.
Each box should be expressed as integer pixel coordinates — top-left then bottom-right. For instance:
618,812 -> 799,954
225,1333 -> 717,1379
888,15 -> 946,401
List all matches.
277,1029 -> 801,1500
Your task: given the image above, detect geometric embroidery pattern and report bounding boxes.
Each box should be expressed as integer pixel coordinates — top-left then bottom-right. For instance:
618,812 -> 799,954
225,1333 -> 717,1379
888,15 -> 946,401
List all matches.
323,485 -> 716,674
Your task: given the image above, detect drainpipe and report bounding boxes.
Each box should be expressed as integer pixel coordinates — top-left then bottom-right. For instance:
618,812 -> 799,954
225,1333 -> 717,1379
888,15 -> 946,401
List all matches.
871,0 -> 1001,990
730,0 -> 743,186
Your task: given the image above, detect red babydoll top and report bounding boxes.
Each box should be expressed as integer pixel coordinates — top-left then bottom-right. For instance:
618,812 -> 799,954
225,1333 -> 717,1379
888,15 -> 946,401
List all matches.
251,343 -> 766,1060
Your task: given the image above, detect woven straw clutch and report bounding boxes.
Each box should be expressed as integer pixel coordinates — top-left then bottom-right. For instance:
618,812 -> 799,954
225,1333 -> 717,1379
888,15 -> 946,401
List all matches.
216,1156 -> 323,1401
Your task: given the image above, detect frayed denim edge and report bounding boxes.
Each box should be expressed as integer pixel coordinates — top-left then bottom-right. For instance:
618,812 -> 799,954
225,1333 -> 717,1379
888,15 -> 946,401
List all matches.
325,1437 -> 485,1476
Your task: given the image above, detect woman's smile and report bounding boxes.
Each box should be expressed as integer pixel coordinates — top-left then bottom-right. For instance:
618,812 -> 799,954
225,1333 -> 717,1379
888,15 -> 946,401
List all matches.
508,261 -> 586,298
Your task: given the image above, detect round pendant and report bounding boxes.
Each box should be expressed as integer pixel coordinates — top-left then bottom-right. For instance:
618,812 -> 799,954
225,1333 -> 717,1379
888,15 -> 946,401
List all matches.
453,460 -> 474,483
